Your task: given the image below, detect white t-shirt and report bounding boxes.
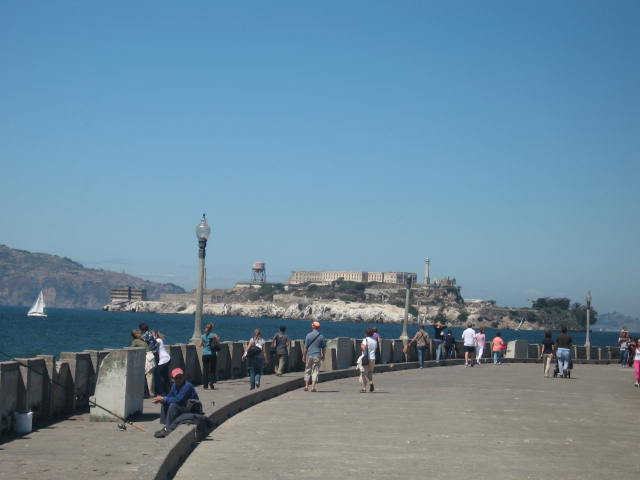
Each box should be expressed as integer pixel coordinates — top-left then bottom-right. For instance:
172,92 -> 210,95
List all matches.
462,328 -> 476,347
156,338 -> 170,365
250,337 -> 265,349
361,337 -> 378,360
635,348 -> 640,361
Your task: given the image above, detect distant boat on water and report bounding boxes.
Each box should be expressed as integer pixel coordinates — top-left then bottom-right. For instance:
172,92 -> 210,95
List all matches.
27,290 -> 47,318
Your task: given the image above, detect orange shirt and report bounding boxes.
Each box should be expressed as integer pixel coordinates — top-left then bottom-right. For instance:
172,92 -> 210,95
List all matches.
492,337 -> 506,352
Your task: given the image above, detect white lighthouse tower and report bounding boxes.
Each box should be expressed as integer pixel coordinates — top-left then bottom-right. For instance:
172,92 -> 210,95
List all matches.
424,258 -> 431,285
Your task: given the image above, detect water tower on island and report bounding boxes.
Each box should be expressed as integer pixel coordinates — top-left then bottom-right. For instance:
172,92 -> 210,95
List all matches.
251,262 -> 267,284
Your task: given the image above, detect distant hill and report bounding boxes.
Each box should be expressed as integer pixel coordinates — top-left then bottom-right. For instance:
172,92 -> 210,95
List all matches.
0,244 -> 185,309
596,312 -> 640,332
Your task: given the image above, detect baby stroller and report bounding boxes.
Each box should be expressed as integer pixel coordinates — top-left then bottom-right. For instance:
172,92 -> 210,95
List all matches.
553,357 -> 572,378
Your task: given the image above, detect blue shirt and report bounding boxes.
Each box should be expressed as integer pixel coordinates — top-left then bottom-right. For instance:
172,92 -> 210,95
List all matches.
163,381 -> 198,406
304,331 -> 326,358
141,331 -> 158,353
201,332 -> 215,355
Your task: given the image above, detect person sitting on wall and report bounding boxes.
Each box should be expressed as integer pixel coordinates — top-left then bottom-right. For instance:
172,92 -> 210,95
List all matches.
152,368 -> 199,433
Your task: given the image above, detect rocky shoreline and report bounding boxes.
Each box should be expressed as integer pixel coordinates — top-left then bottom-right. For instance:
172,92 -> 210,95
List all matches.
103,299 -> 543,330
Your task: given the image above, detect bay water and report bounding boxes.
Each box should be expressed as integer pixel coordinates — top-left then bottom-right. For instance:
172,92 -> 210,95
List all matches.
0,305 -> 630,360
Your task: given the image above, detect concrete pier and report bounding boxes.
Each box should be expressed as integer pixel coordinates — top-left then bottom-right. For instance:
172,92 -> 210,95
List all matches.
89,348 -> 145,422
176,363 -> 640,480
0,361 -> 637,479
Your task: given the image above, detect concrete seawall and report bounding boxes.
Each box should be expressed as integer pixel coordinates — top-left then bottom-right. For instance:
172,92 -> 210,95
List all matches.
0,338 -> 622,437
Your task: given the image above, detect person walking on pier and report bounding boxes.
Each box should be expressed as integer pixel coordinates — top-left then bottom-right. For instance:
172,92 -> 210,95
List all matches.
619,328 -> 630,367
633,338 -> 640,388
372,327 -> 382,363
243,328 -> 268,390
271,325 -> 291,376
556,326 -> 573,378
303,321 -> 326,392
359,328 -> 378,392
461,323 -> 476,367
200,323 -> 220,389
152,368 -> 199,429
540,330 -> 555,377
432,321 -> 445,361
475,327 -> 486,365
444,329 -> 456,359
631,338 -> 640,388
409,325 -> 430,368
492,332 -> 506,364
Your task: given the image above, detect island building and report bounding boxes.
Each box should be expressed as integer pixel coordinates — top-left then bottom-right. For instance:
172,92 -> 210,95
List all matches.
287,270 -> 417,285
110,287 -> 147,303
160,289 -> 228,303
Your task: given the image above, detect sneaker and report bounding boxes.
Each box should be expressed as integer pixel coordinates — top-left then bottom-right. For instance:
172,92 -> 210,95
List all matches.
634,383 -> 639,388
154,428 -> 168,438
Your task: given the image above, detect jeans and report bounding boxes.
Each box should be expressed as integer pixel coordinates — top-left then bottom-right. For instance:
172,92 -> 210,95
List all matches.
557,348 -> 571,374
493,351 -> 503,364
446,344 -> 455,359
434,341 -> 443,361
248,354 -> 264,389
417,345 -> 427,367
160,403 -> 188,426
620,349 -> 629,366
202,354 -> 217,386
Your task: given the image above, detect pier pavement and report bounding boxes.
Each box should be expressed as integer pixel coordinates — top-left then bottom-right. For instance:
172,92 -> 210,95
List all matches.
1,363 -> 637,479
176,363 -> 639,480
0,372 -> 297,480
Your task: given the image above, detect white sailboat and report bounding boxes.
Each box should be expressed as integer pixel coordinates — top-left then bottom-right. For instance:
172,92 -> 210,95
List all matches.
27,290 -> 47,318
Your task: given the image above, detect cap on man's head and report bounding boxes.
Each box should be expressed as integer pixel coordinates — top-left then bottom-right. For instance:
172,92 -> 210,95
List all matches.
312,321 -> 321,328
171,368 -> 184,378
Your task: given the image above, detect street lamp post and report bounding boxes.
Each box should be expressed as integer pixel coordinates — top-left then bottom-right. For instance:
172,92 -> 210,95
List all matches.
191,214 -> 211,344
585,291 -> 592,359
401,276 -> 413,346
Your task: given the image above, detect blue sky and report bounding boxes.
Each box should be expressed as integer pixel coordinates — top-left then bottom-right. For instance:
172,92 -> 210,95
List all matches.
1,1 -> 638,316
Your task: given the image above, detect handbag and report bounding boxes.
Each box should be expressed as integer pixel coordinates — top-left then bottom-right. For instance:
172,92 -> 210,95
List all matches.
209,335 -> 221,352
246,340 -> 261,358
361,339 -> 370,366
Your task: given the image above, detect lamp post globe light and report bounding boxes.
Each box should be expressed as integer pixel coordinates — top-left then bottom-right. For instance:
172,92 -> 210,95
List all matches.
585,291 -> 592,356
191,214 -> 211,345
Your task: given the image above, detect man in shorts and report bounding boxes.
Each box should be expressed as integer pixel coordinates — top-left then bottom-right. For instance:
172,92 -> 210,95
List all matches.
461,323 -> 476,367
302,321 -> 326,392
